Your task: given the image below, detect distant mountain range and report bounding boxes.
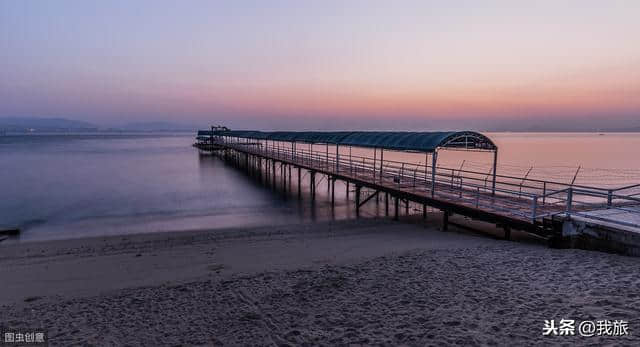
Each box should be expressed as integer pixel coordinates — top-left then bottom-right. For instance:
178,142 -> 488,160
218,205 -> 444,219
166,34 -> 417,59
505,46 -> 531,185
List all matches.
116,121 -> 198,132
0,117 -> 98,132
1,117 -> 639,133
0,117 -> 198,133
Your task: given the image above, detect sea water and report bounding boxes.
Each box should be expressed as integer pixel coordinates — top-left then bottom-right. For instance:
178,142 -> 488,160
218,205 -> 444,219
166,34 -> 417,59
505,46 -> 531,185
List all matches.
1,132 -> 638,241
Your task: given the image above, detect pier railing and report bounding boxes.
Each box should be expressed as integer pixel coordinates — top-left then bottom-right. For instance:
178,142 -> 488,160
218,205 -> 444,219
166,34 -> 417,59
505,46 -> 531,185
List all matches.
219,140 -> 640,229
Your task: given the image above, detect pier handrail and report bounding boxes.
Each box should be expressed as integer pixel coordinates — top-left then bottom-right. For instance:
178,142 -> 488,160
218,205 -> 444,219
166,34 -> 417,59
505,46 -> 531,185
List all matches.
528,186 -> 640,228
286,143 -> 615,198
251,139 -> 625,194
246,142 -> 616,196
234,141 -> 623,203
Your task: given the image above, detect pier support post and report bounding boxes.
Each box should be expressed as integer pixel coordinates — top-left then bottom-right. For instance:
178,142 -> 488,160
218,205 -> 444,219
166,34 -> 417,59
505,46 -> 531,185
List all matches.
405,199 -> 409,215
394,196 -> 399,221
346,181 -> 349,199
385,193 -> 389,216
281,163 -> 285,191
331,178 -> 336,207
272,160 -> 276,188
264,159 -> 268,183
266,159 -> 269,181
442,211 -> 449,231
327,174 -> 330,193
355,185 -> 361,217
423,204 -> 427,219
297,167 -> 302,198
263,158 -> 267,182
253,155 -> 257,177
504,226 -> 511,240
257,157 -> 261,181
310,171 -> 316,201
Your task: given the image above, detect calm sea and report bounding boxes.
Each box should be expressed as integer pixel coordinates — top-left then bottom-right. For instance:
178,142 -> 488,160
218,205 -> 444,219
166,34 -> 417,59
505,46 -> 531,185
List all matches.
1,132 -> 639,241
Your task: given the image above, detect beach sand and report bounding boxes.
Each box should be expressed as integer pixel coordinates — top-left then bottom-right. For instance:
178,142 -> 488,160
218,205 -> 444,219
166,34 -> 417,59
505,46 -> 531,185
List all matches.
1,218 -> 639,346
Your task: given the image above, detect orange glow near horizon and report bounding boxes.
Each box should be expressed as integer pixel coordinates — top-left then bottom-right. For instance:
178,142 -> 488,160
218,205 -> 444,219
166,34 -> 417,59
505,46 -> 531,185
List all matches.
196,64 -> 640,119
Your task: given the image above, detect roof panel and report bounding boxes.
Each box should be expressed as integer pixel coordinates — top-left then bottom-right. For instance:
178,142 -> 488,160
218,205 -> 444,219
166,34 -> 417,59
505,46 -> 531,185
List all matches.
207,130 -> 496,152
291,131 -> 353,144
340,131 -> 469,151
267,131 -> 298,142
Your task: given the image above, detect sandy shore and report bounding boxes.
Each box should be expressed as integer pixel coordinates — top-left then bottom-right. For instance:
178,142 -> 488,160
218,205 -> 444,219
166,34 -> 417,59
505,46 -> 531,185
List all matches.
1,218 -> 639,346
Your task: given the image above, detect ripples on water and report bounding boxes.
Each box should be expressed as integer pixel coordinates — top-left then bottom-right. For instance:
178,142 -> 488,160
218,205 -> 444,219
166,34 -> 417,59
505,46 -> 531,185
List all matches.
1,132 -> 639,241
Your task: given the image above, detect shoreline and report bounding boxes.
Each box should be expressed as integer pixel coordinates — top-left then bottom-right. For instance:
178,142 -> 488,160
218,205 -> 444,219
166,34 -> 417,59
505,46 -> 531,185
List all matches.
1,219 -> 639,345
1,218 -> 497,305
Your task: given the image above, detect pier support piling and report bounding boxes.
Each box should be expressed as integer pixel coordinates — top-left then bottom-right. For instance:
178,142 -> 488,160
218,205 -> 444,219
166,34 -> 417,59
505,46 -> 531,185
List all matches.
297,167 -> 302,198
272,160 -> 276,188
394,196 -> 399,221
355,185 -> 361,217
346,181 -> 349,199
327,174 -> 330,193
504,226 -> 511,240
385,193 -> 389,216
442,211 -> 449,231
331,178 -> 335,207
310,171 -> 316,201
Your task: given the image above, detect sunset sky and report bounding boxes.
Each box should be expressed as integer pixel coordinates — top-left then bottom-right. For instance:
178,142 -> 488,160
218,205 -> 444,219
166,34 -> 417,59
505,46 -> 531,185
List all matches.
1,0 -> 639,130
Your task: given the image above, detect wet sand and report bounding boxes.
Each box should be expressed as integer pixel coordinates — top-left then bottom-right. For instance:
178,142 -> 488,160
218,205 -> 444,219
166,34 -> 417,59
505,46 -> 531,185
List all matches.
1,218 -> 639,346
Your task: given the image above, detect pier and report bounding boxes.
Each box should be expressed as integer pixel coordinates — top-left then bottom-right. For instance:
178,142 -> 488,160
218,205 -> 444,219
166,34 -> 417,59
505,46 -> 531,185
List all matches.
195,128 -> 640,246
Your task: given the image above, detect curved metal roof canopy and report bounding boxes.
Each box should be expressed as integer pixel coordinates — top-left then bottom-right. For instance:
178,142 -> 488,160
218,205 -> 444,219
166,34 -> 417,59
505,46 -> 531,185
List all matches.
207,130 -> 497,152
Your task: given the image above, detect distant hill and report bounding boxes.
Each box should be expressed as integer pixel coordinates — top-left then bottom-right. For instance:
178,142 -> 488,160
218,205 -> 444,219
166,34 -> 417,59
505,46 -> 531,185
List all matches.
0,117 -> 200,133
0,117 -> 98,132
118,121 -> 198,132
